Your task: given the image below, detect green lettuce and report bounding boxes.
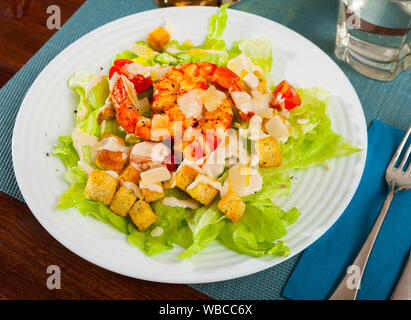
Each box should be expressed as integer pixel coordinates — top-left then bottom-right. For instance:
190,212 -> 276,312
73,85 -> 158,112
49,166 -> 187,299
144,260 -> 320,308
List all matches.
178,200 -> 226,259
281,87 -> 361,169
52,136 -> 79,169
128,189 -> 194,256
68,72 -> 110,137
218,200 -> 300,257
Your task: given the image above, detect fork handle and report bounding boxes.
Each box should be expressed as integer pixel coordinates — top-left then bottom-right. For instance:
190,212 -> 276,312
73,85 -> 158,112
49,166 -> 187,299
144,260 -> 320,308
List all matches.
329,187 -> 395,300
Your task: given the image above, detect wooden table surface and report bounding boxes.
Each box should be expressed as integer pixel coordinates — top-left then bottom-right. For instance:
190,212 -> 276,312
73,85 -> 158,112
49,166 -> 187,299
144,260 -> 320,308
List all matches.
0,0 -> 210,300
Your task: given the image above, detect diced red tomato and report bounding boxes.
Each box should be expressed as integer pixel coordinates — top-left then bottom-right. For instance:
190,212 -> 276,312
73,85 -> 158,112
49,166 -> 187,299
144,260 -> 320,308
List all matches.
271,80 -> 301,110
109,59 -> 152,94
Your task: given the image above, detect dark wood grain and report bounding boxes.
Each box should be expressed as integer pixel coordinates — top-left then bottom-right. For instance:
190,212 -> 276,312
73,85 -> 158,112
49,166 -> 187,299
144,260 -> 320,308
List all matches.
0,0 -> 210,300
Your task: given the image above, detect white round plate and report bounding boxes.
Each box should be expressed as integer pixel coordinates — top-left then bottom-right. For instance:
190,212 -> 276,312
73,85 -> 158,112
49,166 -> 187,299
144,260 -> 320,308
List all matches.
12,7 -> 367,284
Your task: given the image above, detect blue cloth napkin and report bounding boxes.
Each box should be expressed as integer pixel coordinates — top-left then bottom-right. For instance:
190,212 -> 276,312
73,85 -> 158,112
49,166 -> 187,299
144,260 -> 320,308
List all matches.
283,120 -> 411,300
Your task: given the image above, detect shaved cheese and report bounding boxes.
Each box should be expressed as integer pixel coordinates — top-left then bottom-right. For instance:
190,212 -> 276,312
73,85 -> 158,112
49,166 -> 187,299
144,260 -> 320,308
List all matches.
227,54 -> 255,76
177,89 -> 204,119
202,85 -> 226,112
139,181 -> 163,193
231,91 -> 253,114
243,72 -> 259,89
125,62 -> 151,78
228,165 -> 263,197
254,108 -> 273,118
130,141 -> 171,164
187,175 -> 222,191
130,43 -> 157,59
252,93 -> 272,110
122,181 -> 144,199
150,66 -> 172,81
162,197 -> 200,210
120,75 -> 151,115
140,166 -> 171,185
265,115 -> 289,140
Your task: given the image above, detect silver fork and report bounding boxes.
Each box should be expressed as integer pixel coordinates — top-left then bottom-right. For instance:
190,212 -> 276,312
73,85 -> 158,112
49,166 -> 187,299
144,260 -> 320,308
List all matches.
329,125 -> 411,300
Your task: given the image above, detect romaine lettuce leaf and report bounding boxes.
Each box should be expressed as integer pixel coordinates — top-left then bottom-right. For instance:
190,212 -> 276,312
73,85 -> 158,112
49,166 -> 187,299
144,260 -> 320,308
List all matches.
281,87 -> 361,169
178,200 -> 226,259
52,136 -> 79,169
218,200 -> 300,257
241,166 -> 291,202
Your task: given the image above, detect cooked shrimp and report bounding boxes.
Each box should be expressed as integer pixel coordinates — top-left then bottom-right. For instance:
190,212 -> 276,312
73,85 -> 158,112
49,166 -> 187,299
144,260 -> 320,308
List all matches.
111,62 -> 248,157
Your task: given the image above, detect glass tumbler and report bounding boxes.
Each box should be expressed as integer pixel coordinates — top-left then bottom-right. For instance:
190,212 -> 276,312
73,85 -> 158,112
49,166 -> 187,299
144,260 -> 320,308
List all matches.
335,0 -> 411,81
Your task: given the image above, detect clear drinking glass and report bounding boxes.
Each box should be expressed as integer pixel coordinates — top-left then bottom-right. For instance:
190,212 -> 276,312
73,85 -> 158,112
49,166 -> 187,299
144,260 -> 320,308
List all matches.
335,0 -> 411,81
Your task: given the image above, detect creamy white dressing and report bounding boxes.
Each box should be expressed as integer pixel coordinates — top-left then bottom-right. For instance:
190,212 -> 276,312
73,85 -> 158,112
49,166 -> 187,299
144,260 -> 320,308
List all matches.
105,171 -> 119,179
122,181 -> 144,199
187,174 -> 222,191
139,181 -> 163,193
227,165 -> 263,197
92,136 -> 130,162
130,141 -> 171,164
72,128 -> 99,161
78,160 -> 94,175
297,118 -> 309,124
162,197 -> 200,210
151,226 -> 164,237
176,160 -> 202,175
177,89 -> 204,119
85,75 -> 106,98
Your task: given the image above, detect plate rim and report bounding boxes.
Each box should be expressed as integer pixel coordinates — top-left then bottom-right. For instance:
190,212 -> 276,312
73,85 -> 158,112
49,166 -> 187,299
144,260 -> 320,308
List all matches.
12,6 -> 368,284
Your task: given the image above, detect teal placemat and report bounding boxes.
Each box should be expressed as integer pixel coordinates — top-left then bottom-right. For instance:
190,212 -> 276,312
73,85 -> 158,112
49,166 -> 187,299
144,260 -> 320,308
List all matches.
0,0 -> 409,300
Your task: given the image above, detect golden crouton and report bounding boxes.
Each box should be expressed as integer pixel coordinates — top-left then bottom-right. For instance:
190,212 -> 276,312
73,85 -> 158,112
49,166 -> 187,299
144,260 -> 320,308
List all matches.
186,174 -> 219,206
110,185 -> 138,217
95,133 -> 128,172
129,200 -> 157,231
147,26 -> 170,51
84,170 -> 118,205
119,164 -> 140,185
257,137 -> 282,167
218,190 -> 246,222
175,165 -> 200,191
140,182 -> 164,203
